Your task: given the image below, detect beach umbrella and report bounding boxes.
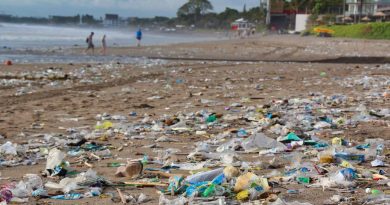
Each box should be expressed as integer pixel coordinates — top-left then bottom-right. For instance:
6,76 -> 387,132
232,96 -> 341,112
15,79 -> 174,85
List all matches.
343,16 -> 353,21
373,12 -> 386,17
361,16 -> 371,21
316,15 -> 323,22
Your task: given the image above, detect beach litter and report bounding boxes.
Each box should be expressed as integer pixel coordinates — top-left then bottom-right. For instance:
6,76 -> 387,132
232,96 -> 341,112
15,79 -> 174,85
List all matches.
0,60 -> 389,205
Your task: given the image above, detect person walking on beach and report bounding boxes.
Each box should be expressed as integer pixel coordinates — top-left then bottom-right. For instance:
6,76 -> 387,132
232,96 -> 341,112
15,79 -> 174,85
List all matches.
85,32 -> 95,55
101,34 -> 107,55
136,28 -> 142,47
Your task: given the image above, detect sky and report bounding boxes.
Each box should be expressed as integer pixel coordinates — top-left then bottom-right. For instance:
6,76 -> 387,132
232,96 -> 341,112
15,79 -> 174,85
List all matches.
0,0 -> 260,18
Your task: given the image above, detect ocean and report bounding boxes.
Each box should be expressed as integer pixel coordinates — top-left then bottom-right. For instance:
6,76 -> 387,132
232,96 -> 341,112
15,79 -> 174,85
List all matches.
0,23 -> 221,63
0,23 -> 220,49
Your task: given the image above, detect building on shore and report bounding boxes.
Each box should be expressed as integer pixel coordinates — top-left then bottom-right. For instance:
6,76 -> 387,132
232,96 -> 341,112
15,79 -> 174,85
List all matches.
344,0 -> 390,22
49,15 -> 80,24
104,14 -> 119,26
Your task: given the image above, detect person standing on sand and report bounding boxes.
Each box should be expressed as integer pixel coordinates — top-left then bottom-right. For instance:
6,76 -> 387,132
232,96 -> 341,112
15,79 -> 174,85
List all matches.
136,28 -> 142,47
85,32 -> 94,55
101,34 -> 107,55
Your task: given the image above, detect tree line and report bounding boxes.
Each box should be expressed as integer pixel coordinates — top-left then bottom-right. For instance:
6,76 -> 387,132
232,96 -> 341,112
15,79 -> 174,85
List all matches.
0,14 -> 100,25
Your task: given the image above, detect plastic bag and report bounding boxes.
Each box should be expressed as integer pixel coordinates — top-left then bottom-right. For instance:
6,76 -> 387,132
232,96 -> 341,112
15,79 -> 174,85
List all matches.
45,169 -> 99,193
172,162 -> 207,171
46,148 -> 65,170
11,181 -> 29,198
0,141 -> 17,156
320,168 -> 357,189
317,148 -> 335,163
185,168 -> 224,184
241,133 -> 286,152
271,198 -> 313,205
195,142 -> 211,152
23,174 -> 43,190
216,138 -> 241,153
159,194 -> 188,205
234,172 -> 258,192
219,151 -> 239,165
84,187 -> 102,198
0,186 -> 13,203
223,166 -> 239,180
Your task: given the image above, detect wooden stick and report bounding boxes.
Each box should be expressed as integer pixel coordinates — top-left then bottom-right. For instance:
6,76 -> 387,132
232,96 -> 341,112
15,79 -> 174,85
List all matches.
84,161 -> 94,168
90,153 -> 101,161
144,170 -> 185,178
116,188 -> 126,204
124,181 -> 168,187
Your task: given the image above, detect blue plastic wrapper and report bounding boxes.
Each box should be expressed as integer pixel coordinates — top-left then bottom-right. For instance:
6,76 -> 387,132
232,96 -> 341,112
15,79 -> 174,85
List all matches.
167,176 -> 185,194
51,193 -> 83,200
185,174 -> 225,197
285,168 -> 298,176
185,181 -> 208,197
340,168 -> 357,181
335,152 -> 365,163
314,142 -> 329,149
299,167 -> 310,173
32,188 -> 48,197
237,128 -> 248,137
211,173 -> 225,185
355,144 -> 370,150
51,164 -> 67,176
287,189 -> 299,194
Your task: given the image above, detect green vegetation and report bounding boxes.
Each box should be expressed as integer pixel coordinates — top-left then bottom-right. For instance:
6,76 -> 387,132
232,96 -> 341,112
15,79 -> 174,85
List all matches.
176,0 -> 265,29
177,0 -> 214,22
315,23 -> 390,39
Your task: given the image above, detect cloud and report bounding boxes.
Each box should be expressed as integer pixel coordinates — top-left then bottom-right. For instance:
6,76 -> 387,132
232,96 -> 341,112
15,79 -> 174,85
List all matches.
1,0 -> 260,17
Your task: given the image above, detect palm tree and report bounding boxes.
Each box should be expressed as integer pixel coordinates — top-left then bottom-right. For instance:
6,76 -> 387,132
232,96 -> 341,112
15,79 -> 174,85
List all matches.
177,0 -> 213,23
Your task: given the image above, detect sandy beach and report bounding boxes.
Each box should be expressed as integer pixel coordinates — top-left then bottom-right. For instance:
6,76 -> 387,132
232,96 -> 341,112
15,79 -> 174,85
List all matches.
0,35 -> 389,204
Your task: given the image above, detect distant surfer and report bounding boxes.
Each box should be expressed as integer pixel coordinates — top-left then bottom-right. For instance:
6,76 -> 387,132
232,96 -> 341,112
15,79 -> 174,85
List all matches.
85,32 -> 94,55
101,34 -> 107,55
136,28 -> 142,47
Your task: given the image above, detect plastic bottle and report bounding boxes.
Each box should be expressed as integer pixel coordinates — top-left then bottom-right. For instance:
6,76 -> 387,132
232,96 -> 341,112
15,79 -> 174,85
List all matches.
202,184 -> 216,197
186,168 -> 224,184
202,173 -> 225,197
211,173 -> 225,185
